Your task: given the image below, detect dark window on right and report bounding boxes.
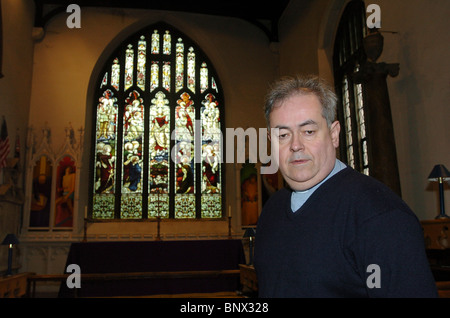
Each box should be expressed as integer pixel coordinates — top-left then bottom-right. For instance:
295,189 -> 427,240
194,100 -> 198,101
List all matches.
333,0 -> 369,175
333,0 -> 402,196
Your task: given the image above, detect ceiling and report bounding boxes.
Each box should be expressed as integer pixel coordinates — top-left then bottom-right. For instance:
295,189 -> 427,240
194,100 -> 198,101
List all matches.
33,0 -> 291,41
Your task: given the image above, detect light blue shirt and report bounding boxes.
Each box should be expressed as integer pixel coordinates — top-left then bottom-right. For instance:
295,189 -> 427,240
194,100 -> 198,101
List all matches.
291,159 -> 346,212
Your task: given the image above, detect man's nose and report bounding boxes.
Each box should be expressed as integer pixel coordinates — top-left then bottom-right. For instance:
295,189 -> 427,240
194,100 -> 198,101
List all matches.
290,133 -> 304,152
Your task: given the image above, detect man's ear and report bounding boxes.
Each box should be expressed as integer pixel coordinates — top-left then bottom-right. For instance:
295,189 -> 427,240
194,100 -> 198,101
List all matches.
330,121 -> 340,148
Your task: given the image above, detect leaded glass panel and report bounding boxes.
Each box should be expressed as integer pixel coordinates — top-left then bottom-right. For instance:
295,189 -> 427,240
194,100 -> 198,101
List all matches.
111,58 -> 120,90
150,61 -> 159,92
93,89 -> 118,219
176,38 -> 184,92
211,77 -> 218,93
100,72 -> 107,89
187,47 -> 195,92
201,93 -> 222,218
121,91 -> 144,219
163,62 -> 170,92
354,69 -> 369,175
137,36 -> 146,91
124,44 -> 134,90
149,91 -> 170,218
342,77 -> 355,169
163,31 -> 171,55
151,30 -> 159,54
200,63 -> 208,93
174,92 -> 195,218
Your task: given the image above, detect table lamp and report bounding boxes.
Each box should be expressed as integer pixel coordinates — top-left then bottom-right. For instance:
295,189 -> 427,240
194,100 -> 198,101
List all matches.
1,234 -> 19,276
243,228 -> 256,265
428,164 -> 450,219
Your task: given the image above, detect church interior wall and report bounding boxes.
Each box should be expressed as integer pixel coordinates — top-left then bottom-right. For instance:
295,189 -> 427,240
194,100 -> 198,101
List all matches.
0,0 -> 448,283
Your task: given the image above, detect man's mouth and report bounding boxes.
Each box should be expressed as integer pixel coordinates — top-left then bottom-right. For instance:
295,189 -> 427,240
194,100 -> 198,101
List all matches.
290,158 -> 310,165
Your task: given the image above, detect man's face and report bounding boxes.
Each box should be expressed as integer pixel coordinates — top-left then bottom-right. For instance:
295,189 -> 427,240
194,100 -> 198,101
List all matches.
269,93 -> 340,191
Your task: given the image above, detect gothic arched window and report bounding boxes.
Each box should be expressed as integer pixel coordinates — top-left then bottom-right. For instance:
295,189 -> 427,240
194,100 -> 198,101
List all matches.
333,0 -> 370,175
90,23 -> 224,220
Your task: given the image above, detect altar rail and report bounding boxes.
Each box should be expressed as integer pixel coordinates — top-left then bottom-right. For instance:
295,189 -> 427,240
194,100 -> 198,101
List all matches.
27,270 -> 241,298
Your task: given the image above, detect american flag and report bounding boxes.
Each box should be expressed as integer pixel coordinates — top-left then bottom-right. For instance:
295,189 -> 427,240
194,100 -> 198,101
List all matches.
0,116 -> 10,169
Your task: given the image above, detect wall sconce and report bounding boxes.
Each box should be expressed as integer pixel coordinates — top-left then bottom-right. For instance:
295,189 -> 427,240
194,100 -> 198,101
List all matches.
1,234 -> 19,276
428,164 -> 450,219
243,228 -> 256,265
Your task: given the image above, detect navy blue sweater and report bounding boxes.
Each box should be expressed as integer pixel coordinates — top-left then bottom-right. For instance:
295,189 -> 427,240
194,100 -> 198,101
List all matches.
254,167 -> 438,297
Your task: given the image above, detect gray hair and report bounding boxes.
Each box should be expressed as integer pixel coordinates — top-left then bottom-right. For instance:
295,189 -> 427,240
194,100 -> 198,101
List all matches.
264,75 -> 337,128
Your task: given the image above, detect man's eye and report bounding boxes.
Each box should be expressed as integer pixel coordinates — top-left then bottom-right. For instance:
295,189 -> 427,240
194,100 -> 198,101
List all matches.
304,130 -> 315,136
279,133 -> 288,139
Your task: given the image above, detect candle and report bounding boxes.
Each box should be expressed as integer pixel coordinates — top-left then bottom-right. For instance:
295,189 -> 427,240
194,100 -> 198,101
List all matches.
228,205 -> 231,217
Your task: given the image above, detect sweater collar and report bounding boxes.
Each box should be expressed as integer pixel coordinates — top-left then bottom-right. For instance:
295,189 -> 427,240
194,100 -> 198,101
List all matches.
290,159 -> 346,212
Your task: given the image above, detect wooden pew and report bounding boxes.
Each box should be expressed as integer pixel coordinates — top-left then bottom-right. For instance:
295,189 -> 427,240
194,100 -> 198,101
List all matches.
0,272 -> 35,298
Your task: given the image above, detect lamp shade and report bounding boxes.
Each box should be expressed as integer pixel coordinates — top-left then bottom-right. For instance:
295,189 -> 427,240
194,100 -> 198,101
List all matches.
1,234 -> 19,245
243,228 -> 256,238
428,164 -> 450,181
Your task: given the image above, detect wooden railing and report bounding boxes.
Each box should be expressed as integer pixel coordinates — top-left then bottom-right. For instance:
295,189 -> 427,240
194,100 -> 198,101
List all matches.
0,272 -> 34,298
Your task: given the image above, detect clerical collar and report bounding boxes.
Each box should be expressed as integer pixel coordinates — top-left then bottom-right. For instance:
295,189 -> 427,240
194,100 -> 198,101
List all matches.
290,159 -> 346,212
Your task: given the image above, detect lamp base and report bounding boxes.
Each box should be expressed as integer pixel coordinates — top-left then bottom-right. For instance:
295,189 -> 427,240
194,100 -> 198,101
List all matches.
435,214 -> 450,219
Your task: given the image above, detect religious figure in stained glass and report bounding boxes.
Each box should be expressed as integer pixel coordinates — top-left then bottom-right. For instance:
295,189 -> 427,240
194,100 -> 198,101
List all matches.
122,91 -> 144,194
175,38 -> 184,92
149,92 -> 170,156
149,91 -> 170,217
97,89 -> 117,140
200,62 -> 208,93
202,142 -> 220,194
151,30 -> 159,54
163,62 -> 171,92
150,61 -> 159,92
125,44 -> 134,90
111,58 -> 120,90
163,30 -> 171,55
94,89 -> 117,197
137,36 -> 146,91
187,47 -> 195,92
95,142 -> 115,194
200,93 -> 222,218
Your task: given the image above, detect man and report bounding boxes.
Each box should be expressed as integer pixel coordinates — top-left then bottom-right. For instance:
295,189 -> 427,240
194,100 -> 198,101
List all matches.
254,75 -> 437,297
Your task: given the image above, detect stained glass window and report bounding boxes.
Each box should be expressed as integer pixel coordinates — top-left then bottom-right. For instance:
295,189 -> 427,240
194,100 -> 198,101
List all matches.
91,24 -> 224,220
